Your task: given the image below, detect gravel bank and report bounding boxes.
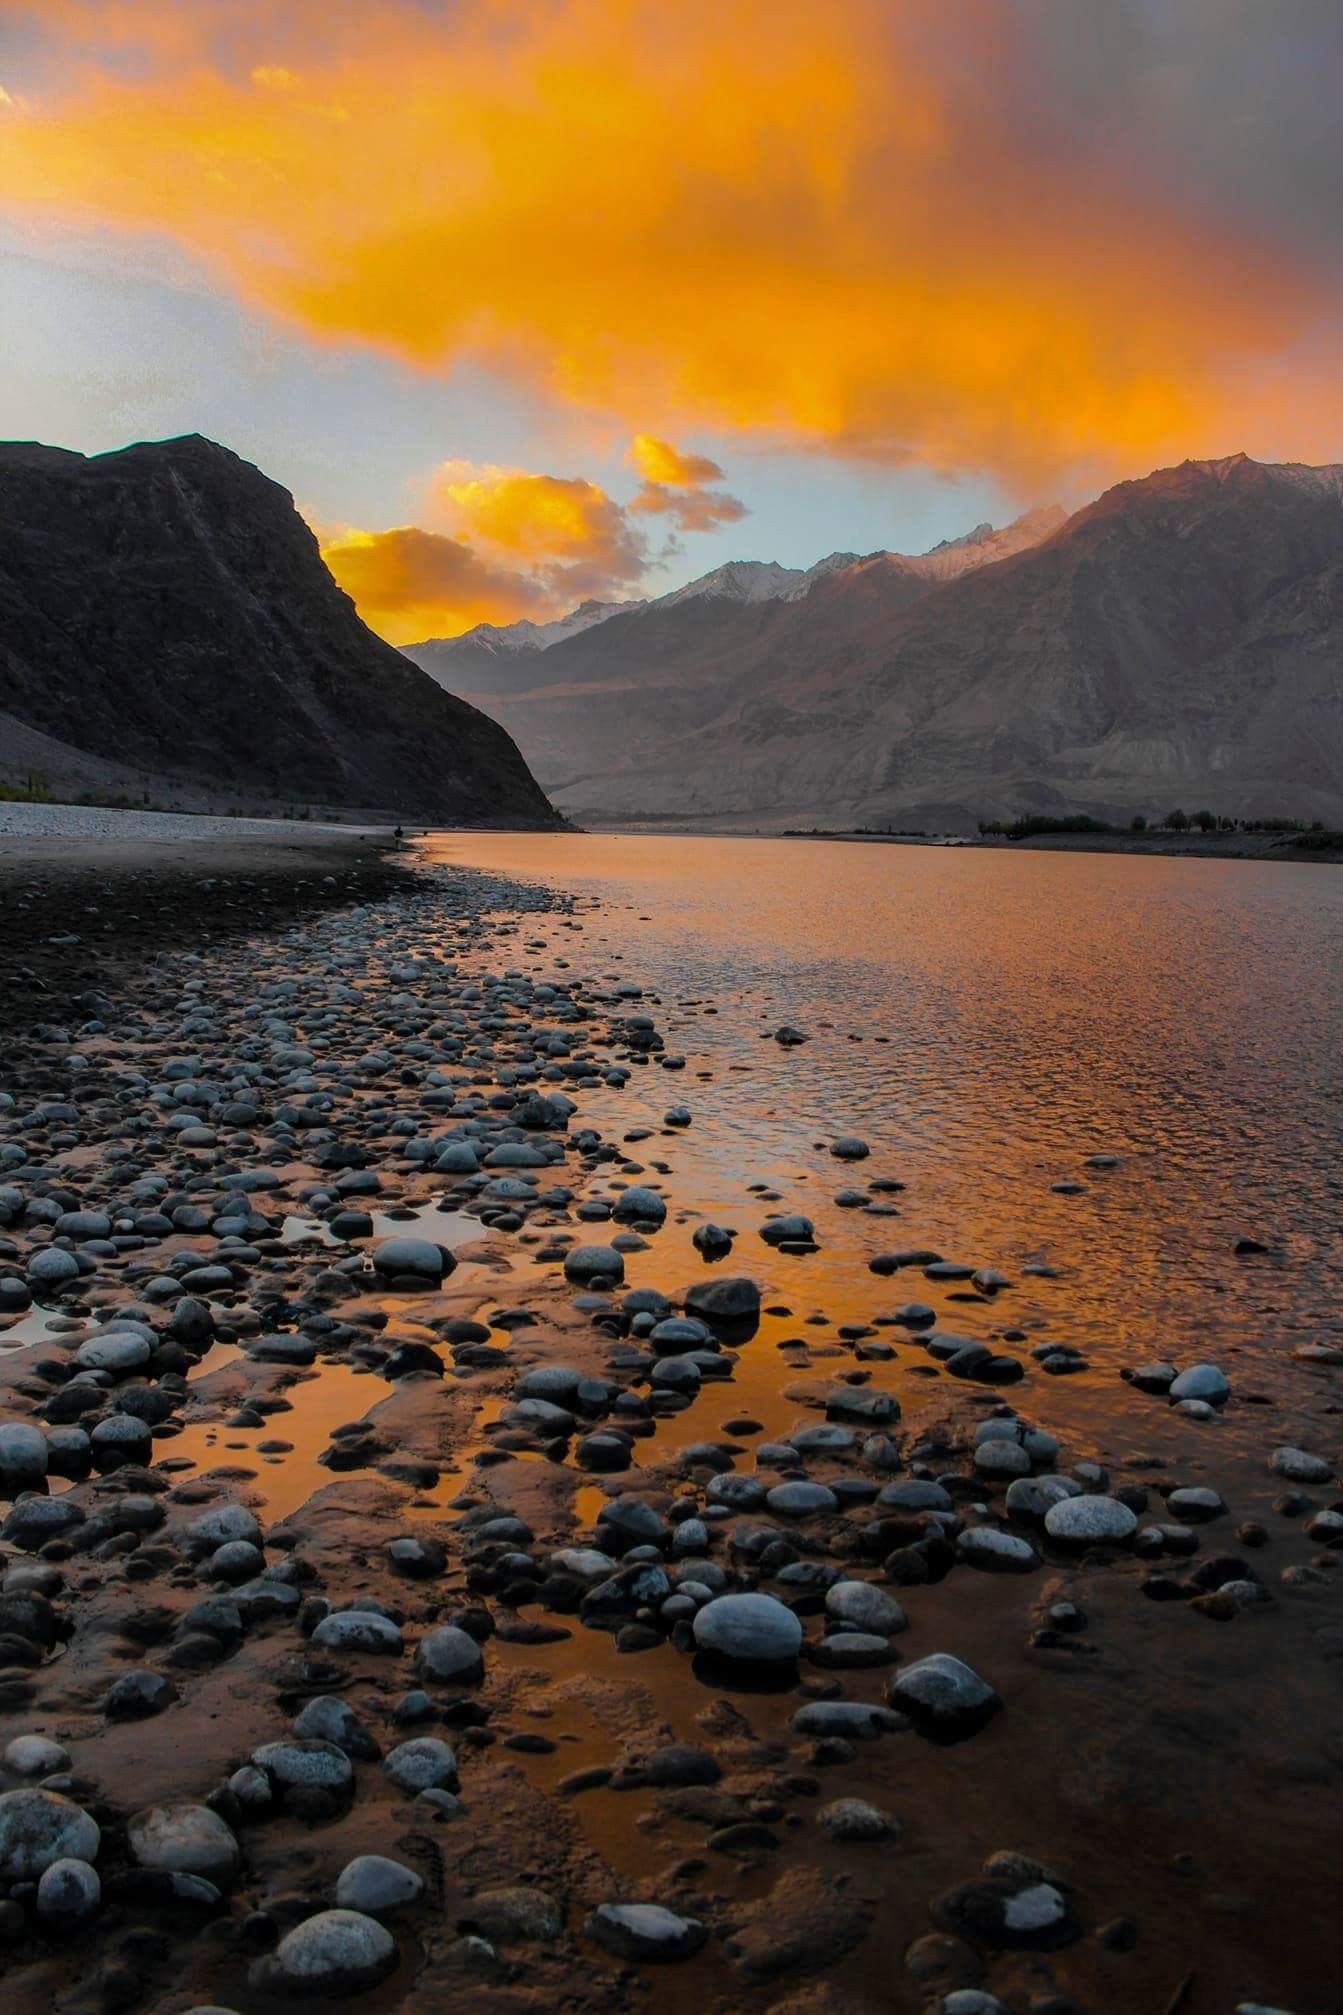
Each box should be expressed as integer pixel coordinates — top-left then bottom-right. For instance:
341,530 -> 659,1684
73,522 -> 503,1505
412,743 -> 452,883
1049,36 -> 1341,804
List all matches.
0,804 -> 389,843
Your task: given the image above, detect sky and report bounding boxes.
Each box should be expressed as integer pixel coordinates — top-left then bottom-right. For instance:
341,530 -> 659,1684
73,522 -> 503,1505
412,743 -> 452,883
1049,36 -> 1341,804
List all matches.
1,0 -> 1341,642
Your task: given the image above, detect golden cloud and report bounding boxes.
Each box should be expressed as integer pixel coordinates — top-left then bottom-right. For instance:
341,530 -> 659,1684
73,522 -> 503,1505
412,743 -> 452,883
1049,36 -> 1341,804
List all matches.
1,1 -> 1340,483
322,455 -> 674,642
432,462 -> 647,593
320,524 -> 550,646
631,435 -> 726,488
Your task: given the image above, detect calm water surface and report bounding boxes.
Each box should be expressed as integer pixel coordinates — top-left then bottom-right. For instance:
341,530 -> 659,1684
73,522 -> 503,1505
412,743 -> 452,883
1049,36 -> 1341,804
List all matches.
427,834 -> 1343,1389
417,833 -> 1343,2014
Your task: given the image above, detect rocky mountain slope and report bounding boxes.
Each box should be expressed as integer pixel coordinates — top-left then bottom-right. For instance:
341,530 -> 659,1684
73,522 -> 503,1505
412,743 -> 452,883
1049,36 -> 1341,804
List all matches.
408,459 -> 1343,828
0,436 -> 557,825
405,550 -> 871,700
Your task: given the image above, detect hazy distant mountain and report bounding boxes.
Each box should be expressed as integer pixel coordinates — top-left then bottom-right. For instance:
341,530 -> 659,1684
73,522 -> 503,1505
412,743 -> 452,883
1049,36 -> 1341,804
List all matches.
405,549 -> 867,697
0,435 -> 556,824
406,458 -> 1343,829
442,597 -> 636,660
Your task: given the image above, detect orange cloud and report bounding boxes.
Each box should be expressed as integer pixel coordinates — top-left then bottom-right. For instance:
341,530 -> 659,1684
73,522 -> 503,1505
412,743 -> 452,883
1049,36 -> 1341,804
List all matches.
1,2 -> 1340,484
631,435 -> 726,488
320,524 -> 550,646
322,456 -> 667,641
626,432 -> 747,530
431,461 -> 647,594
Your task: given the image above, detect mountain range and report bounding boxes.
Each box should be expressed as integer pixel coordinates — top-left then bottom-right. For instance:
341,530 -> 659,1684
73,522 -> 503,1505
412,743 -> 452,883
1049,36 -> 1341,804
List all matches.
0,435 -> 556,826
404,459 -> 1343,830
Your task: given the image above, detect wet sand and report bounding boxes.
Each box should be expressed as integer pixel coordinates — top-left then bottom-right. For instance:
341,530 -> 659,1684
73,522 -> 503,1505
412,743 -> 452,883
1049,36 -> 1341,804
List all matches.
0,842 -> 1339,2015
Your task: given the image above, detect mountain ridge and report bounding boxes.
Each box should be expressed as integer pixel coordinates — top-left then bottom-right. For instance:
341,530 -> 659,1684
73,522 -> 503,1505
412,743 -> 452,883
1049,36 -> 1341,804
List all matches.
407,455 -> 1343,829
0,434 -> 558,825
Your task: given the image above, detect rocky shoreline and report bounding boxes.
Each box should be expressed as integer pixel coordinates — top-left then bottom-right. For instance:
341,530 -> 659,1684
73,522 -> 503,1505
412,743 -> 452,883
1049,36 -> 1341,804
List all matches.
0,850 -> 1338,2015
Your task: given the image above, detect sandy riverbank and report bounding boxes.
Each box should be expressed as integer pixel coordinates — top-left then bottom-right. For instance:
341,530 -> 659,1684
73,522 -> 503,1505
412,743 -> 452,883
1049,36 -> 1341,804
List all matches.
0,816 -> 415,1040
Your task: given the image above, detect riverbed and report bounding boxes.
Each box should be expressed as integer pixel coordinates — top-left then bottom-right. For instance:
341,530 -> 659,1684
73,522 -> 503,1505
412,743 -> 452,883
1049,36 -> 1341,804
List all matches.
0,833 -> 1338,2015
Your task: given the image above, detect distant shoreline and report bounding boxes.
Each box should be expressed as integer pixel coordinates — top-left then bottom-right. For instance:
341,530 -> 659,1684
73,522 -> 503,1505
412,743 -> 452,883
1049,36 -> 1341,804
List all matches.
780,828 -> 1343,864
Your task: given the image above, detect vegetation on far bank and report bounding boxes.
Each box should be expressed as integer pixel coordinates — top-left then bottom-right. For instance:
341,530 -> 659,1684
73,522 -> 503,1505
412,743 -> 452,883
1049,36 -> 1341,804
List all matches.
976,810 -> 1343,849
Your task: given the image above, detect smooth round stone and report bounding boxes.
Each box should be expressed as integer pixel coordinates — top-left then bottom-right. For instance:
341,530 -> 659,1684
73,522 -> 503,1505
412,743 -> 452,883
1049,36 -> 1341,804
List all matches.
0,1422 -> 48,1480
261,1909 -> 397,1996
128,1803 -> 240,1885
973,1439 -> 1032,1478
563,1244 -> 625,1285
684,1276 -> 761,1321
1166,1486 -> 1226,1523
383,1738 -> 457,1793
760,1213 -> 815,1245
586,1902 -> 707,1962
2,1494 -> 85,1550
1168,1363 -> 1230,1405
36,1856 -> 101,1922
372,1237 -> 449,1282
1005,1475 -> 1082,1521
790,1700 -> 906,1740
311,1610 -> 403,1654
766,1480 -> 839,1518
818,1798 -> 900,1842
27,1248 -> 81,1289
336,1856 -> 424,1914
183,1503 -> 263,1554
252,1741 -> 354,1793
613,1187 -> 667,1225
692,1592 -> 802,1665
90,1414 -> 152,1463
880,1479 -> 953,1512
466,1885 -> 563,1943
831,1137 -> 870,1160
76,1331 -> 153,1373
810,1630 -> 892,1669
1043,1495 -> 1138,1546
957,1527 -> 1039,1573
0,1789 -> 100,1881
825,1581 -> 907,1635
415,1625 -> 485,1686
887,1653 -> 1002,1741
1269,1447 -> 1332,1484
5,1734 -> 70,1777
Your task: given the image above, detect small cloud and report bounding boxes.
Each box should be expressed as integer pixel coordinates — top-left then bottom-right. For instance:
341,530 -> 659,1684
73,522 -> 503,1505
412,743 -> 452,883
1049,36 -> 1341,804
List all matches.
630,433 -> 725,487
626,434 -> 746,532
629,481 -> 747,532
431,459 -> 648,595
251,66 -> 299,91
319,524 -> 550,645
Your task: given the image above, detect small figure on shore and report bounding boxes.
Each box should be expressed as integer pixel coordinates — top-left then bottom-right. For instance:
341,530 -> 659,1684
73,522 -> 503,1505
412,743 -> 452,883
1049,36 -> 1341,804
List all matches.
393,824 -> 404,850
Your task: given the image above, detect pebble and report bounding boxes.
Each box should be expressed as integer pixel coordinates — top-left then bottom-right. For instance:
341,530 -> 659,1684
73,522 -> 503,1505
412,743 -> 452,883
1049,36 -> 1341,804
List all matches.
1169,1364 -> 1230,1405
36,1857 -> 101,1923
127,1804 -> 240,1886
335,1856 -> 424,1914
255,1909 -> 397,1996
888,1654 -> 1002,1742
383,1738 -> 457,1793
818,1798 -> 900,1841
693,1592 -> 803,1665
1043,1495 -> 1138,1546
586,1901 -> 707,1961
1269,1447 -> 1332,1484
0,1788 -> 100,1881
415,1625 -> 486,1686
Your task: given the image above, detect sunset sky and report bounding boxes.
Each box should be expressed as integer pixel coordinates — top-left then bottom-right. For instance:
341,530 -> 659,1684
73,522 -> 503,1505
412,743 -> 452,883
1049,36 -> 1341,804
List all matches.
1,1 -> 1340,641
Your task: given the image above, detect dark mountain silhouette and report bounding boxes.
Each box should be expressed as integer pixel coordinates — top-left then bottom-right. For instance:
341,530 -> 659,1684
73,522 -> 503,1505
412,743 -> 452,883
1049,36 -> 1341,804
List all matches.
0,435 -> 557,825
